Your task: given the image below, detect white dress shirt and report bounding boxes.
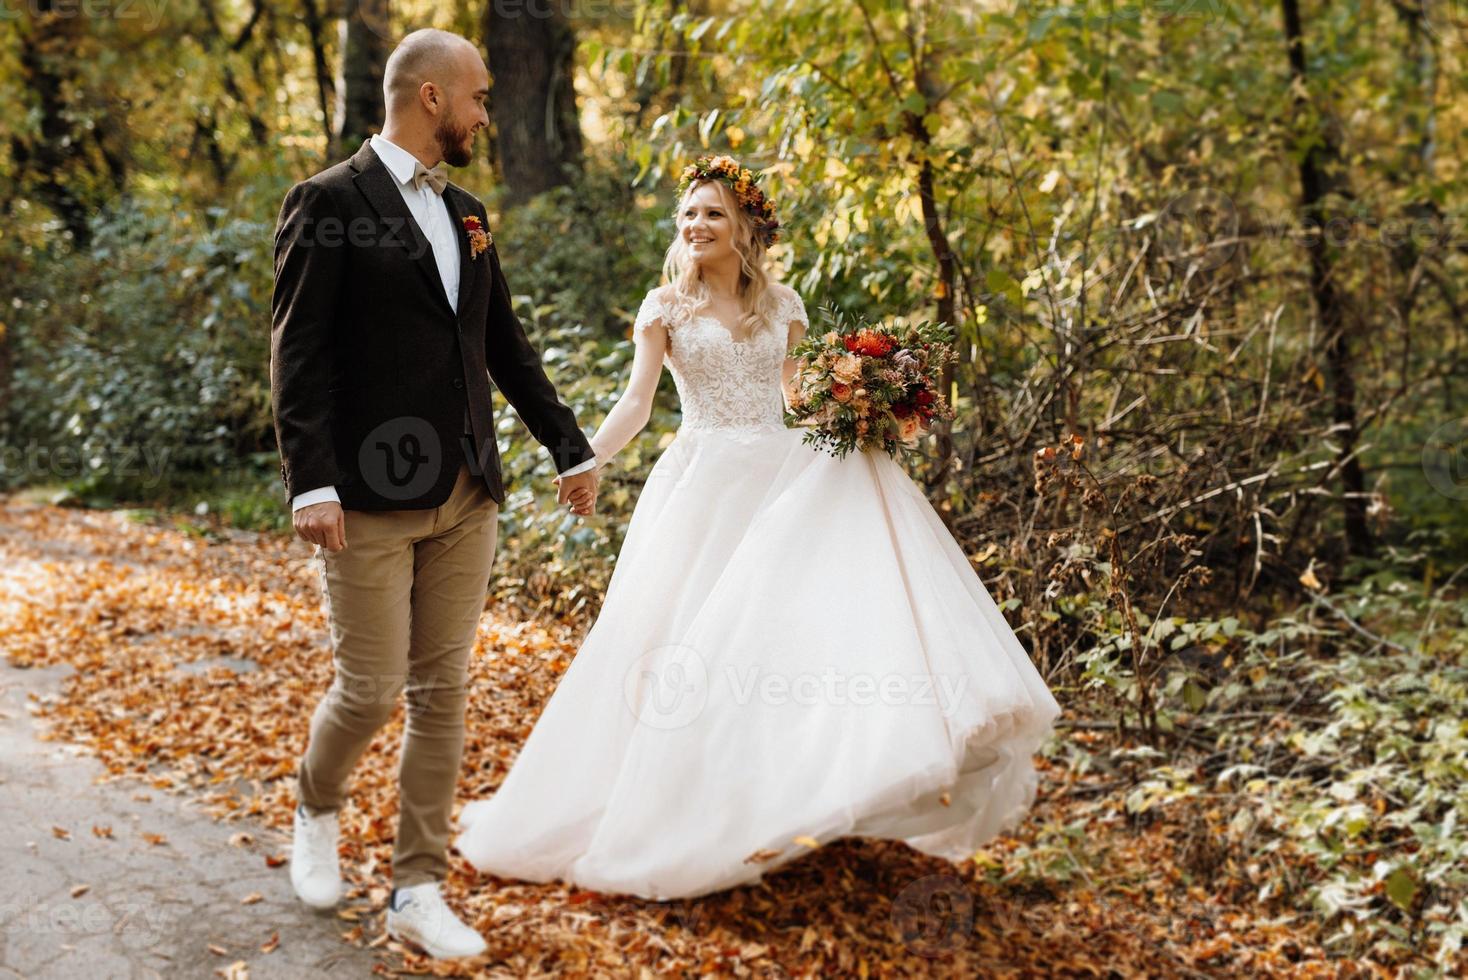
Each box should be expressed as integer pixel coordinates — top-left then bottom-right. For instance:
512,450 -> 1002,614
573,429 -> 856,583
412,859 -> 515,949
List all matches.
291,134 -> 595,512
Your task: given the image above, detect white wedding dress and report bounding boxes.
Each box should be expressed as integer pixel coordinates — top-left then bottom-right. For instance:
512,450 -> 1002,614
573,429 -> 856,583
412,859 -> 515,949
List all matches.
453,287 -> 1061,900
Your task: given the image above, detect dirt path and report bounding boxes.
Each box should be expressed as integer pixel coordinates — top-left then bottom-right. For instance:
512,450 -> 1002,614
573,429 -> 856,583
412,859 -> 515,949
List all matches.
0,659 -> 377,979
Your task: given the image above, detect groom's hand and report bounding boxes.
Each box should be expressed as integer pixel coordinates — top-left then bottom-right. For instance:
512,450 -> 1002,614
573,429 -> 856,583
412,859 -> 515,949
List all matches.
295,500 -> 347,552
554,469 -> 599,517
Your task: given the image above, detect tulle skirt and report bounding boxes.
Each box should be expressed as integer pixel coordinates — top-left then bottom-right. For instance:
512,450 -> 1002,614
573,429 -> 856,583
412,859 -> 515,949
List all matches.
453,425 -> 1061,900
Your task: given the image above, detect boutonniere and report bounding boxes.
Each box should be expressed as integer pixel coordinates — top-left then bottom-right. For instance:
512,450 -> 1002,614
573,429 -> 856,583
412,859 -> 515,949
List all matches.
462,215 -> 491,259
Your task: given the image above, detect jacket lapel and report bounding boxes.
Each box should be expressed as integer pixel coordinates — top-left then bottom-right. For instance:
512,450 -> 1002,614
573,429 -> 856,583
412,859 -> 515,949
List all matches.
348,139 -> 456,317
441,186 -> 477,315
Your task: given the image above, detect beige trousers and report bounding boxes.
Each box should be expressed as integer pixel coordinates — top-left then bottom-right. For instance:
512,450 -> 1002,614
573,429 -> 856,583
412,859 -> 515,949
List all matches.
298,462 -> 499,886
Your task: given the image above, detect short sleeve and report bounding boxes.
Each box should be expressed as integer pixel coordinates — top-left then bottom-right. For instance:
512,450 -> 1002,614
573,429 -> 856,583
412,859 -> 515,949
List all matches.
633,288 -> 672,341
778,287 -> 808,334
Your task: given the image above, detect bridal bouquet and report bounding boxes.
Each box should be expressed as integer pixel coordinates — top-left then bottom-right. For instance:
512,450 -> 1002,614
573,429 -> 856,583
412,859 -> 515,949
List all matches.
784,308 -> 956,459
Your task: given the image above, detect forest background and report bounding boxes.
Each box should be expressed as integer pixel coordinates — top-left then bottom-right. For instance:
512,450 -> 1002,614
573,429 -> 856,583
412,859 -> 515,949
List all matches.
1,0 -> 1466,970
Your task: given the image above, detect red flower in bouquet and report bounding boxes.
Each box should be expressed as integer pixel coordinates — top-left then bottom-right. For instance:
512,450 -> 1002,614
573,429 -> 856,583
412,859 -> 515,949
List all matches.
843,328 -> 897,358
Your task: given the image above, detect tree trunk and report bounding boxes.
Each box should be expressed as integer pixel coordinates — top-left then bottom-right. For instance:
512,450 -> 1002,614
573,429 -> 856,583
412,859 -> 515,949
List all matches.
914,150 -> 959,491
482,0 -> 583,205
11,3 -> 97,246
1280,0 -> 1371,557
333,0 -> 388,158
299,0 -> 337,147
903,56 -> 958,492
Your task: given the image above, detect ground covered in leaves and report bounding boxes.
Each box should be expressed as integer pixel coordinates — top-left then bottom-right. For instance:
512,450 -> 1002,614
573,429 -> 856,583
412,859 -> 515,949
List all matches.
0,497 -> 1427,977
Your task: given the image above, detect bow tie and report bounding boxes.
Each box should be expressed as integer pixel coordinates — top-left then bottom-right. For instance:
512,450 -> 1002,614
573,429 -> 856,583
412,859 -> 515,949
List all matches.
412,161 -> 448,195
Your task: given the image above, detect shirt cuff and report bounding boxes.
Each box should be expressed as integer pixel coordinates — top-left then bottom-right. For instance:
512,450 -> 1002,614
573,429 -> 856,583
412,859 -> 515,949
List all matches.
291,486 -> 341,512
558,457 -> 599,478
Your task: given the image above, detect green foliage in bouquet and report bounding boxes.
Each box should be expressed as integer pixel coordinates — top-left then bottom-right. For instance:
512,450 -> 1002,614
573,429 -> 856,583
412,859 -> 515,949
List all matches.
783,305 -> 956,460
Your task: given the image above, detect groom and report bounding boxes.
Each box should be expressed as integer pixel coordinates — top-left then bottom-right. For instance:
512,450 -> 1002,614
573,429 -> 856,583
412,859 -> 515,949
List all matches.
270,28 -> 598,959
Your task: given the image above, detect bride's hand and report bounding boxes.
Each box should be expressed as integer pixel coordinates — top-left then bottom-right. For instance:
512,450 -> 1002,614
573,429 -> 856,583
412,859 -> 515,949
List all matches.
563,486 -> 594,515
553,470 -> 598,516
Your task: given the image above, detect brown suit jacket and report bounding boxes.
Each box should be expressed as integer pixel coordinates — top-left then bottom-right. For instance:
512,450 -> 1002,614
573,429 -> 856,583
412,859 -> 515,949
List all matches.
270,138 -> 594,510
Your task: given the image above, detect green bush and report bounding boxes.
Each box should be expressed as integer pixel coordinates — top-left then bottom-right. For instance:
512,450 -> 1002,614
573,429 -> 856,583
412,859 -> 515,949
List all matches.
1077,550 -> 1468,969
1,197 -> 274,505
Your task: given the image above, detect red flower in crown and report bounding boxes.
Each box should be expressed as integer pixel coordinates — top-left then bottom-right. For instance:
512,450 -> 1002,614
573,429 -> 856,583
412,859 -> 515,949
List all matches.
462,215 -> 491,258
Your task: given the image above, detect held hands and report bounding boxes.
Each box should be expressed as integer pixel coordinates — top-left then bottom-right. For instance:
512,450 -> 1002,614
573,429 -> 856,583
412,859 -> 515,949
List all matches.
553,467 -> 599,517
293,471 -> 594,550
295,500 -> 347,552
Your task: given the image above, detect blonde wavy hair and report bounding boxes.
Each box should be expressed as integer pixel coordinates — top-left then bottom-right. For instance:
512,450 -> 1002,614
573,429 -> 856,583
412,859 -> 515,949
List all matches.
658,179 -> 778,339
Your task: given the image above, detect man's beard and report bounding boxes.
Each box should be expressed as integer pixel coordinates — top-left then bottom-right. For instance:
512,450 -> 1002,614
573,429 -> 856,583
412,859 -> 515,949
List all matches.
435,112 -> 474,167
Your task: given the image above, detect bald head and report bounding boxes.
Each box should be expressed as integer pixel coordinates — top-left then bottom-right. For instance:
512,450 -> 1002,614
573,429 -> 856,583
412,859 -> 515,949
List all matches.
383,29 -> 482,116
379,29 -> 489,167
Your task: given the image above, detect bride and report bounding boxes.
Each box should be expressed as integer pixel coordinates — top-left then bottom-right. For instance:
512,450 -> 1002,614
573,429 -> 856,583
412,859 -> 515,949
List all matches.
453,156 -> 1061,901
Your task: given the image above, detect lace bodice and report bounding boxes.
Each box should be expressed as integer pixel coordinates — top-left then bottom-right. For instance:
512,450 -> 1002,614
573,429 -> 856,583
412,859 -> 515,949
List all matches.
634,287 -> 809,440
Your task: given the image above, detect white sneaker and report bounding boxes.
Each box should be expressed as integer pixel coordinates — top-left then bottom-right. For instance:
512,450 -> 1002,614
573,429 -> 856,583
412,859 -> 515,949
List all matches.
289,803 -> 342,909
385,881 -> 487,960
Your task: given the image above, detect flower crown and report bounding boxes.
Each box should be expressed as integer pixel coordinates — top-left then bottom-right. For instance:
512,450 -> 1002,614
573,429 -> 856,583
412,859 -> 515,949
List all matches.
677,155 -> 781,248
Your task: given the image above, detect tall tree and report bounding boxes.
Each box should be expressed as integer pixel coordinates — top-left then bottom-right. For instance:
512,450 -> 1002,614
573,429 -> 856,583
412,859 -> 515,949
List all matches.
1280,0 -> 1371,557
482,1 -> 584,205
334,0 -> 389,157
300,0 -> 338,147
10,3 -> 108,245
